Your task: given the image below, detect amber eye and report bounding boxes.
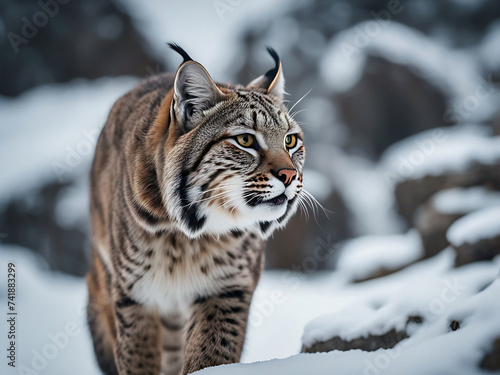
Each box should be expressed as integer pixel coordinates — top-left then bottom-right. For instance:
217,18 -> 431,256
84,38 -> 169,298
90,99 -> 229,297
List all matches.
236,134 -> 254,148
285,134 -> 297,149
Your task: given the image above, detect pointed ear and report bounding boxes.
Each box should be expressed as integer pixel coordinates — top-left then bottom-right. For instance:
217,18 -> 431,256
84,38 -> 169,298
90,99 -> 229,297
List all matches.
246,47 -> 285,101
173,61 -> 226,132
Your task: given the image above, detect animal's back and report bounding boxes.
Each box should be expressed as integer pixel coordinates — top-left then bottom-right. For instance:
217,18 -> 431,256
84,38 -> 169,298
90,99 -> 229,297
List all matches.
89,73 -> 174,254
86,45 -> 305,375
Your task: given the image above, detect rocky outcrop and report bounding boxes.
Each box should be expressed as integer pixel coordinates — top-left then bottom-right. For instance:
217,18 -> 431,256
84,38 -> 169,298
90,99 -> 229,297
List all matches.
415,205 -> 463,258
452,236 -> 500,267
0,0 -> 163,97
0,179 -> 89,276
302,316 -> 422,354
395,163 -> 500,226
446,207 -> 500,267
334,56 -> 450,157
302,328 -> 408,353
415,187 -> 500,258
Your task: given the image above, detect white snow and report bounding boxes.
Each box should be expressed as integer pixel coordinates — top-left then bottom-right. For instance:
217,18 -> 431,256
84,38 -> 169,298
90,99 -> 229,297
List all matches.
447,206 -> 500,246
4,246 -> 499,375
198,250 -> 500,374
432,186 -> 500,215
478,20 -> 500,73
0,246 -> 100,375
381,124 -> 500,183
0,77 -> 138,205
335,230 -> 423,280
322,22 -> 475,96
303,252 -> 497,346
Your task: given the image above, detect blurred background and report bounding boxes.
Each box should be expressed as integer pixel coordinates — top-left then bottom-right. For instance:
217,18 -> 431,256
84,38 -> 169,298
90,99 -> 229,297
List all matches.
1,0 -> 500,374
1,0 -> 499,274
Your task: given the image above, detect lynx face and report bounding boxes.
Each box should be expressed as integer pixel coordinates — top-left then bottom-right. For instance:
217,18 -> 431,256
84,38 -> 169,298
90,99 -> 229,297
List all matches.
162,46 -> 304,239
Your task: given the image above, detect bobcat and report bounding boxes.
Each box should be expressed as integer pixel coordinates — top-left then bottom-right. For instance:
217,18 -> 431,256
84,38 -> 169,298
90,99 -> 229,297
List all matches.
86,44 -> 305,375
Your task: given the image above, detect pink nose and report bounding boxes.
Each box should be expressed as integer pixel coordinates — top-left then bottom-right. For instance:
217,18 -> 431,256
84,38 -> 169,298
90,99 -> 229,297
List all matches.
274,168 -> 297,187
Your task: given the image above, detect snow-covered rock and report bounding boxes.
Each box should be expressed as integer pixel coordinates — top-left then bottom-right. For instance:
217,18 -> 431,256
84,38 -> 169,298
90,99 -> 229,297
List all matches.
447,207 -> 500,266
432,186 -> 500,215
447,206 -> 500,246
381,124 -> 500,224
303,251 -> 498,354
382,124 -> 500,184
0,77 -> 138,275
336,230 -> 423,281
0,77 -> 138,202
198,253 -> 500,374
416,186 -> 500,259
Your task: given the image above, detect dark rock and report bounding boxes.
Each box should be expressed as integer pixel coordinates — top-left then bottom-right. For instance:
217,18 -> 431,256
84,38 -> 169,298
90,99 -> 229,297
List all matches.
0,180 -> 89,276
302,328 -> 408,353
334,55 -> 451,158
481,337 -> 500,371
449,320 -> 460,331
415,203 -> 463,258
492,111 -> 500,136
0,0 -> 164,97
302,316 -> 422,354
395,163 -> 500,225
453,235 -> 500,267
353,263 -> 415,283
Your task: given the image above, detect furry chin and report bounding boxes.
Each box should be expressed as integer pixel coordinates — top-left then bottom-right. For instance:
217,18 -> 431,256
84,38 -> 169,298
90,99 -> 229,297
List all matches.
178,202 -> 288,239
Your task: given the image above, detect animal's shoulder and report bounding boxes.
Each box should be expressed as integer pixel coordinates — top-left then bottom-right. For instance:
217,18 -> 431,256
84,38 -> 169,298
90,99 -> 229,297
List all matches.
109,73 -> 175,114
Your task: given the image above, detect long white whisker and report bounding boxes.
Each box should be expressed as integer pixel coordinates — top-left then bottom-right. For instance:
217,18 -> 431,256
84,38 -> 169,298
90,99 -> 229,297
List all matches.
289,88 -> 313,113
303,189 -> 331,218
297,194 -> 309,221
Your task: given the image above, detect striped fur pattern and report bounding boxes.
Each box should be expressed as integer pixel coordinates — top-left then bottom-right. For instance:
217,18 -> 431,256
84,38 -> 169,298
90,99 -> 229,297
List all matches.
86,45 -> 304,375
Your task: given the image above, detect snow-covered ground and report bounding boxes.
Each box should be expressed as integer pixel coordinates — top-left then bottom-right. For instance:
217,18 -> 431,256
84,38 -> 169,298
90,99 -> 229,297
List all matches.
2,246 -> 499,375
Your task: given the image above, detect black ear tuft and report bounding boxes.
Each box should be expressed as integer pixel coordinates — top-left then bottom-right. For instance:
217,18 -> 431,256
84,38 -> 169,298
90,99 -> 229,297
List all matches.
264,47 -> 280,81
168,43 -> 194,63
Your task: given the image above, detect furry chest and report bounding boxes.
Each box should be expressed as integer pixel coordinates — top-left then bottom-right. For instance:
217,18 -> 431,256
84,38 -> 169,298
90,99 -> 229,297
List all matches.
130,239 -> 234,313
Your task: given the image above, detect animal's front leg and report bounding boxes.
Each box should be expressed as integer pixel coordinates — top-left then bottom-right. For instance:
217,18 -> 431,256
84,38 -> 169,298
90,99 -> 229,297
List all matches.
113,292 -> 162,375
182,287 -> 254,374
